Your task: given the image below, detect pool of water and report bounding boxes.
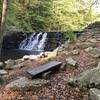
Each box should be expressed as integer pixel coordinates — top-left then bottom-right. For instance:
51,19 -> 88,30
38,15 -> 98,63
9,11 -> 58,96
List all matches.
0,49 -> 42,61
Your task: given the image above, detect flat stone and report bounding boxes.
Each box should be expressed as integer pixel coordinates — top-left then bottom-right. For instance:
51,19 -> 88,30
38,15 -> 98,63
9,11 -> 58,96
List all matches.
72,49 -> 79,55
85,47 -> 93,52
5,77 -> 50,91
5,77 -> 30,90
89,39 -> 98,43
89,88 -> 100,100
0,70 -> 8,75
85,47 -> 100,58
66,57 -> 77,66
31,79 -> 50,87
76,42 -> 96,49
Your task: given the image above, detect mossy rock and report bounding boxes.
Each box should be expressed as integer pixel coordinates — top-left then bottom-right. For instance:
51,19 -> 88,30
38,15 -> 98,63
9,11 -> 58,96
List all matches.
68,63 -> 100,89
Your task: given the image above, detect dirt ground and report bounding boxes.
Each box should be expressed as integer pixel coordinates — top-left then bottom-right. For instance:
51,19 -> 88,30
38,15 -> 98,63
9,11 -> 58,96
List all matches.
0,33 -> 100,100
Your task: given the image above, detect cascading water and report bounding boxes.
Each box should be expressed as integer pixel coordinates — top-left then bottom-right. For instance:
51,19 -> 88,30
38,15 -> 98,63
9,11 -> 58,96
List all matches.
19,32 -> 47,51
38,32 -> 47,50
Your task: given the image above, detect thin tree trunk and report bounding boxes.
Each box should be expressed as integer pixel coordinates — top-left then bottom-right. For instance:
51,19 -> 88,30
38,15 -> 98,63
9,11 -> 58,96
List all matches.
0,0 -> 9,60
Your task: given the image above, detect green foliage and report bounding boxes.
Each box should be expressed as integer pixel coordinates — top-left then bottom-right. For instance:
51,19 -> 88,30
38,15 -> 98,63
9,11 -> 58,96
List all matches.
3,0 -> 100,32
6,0 -> 53,31
64,31 -> 77,42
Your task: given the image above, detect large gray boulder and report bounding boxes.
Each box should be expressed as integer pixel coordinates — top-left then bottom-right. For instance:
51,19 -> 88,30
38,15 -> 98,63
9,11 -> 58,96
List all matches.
68,62 -> 100,89
5,77 -> 50,91
5,77 -> 30,91
5,59 -> 15,68
5,59 -> 25,70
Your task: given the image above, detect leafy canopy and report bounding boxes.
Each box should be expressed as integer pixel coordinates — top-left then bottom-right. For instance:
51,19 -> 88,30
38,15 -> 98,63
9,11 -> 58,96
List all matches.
3,0 -> 100,32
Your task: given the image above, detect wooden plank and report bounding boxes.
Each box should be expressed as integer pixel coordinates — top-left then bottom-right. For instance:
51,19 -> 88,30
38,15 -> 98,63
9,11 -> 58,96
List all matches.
27,61 -> 62,77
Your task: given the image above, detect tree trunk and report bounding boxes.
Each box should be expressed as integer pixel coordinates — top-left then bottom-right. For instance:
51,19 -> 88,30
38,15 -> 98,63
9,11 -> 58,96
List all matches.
0,0 -> 9,60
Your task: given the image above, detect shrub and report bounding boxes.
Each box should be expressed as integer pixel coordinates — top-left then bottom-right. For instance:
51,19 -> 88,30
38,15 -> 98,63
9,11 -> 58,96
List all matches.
64,31 -> 77,42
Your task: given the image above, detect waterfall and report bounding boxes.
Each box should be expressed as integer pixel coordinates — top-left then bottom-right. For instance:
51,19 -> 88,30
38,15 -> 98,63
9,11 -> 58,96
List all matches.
38,32 -> 47,50
19,32 -> 47,51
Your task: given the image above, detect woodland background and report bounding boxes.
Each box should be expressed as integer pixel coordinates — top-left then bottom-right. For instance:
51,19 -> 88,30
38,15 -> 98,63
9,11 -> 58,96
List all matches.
0,0 -> 100,32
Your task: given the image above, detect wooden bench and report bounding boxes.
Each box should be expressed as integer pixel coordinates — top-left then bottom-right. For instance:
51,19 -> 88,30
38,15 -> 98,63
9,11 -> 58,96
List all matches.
27,61 -> 62,78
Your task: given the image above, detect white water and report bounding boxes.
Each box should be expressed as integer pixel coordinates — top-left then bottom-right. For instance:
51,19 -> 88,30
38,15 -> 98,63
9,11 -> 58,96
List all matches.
38,32 -> 47,50
19,32 -> 47,51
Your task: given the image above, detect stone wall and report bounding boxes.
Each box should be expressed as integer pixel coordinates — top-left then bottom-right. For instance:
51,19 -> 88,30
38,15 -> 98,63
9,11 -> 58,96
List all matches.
2,31 -> 65,51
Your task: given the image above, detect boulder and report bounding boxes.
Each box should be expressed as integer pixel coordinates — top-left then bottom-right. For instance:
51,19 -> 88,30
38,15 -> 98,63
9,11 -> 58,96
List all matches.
5,59 -> 15,67
76,42 -> 96,49
89,38 -> 98,43
0,70 -> 8,75
89,88 -> 100,100
72,49 -> 79,55
66,57 -> 77,67
5,77 -> 30,91
7,62 -> 25,70
40,48 -> 58,61
65,51 -> 71,56
31,79 -> 50,87
5,61 -> 25,70
68,62 -> 100,88
22,55 -> 40,61
85,47 -> 93,52
39,52 -> 48,58
62,41 -> 70,50
0,62 -> 4,68
57,46 -> 65,52
15,59 -> 23,64
85,47 -> 100,58
0,69 -> 8,83
5,77 -> 50,91
22,48 -> 58,62
22,48 -> 58,61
